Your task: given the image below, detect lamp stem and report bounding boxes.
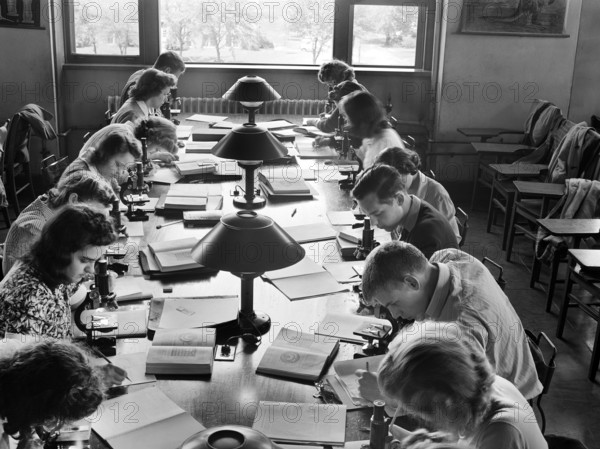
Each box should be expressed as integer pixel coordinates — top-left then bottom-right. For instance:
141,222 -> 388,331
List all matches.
240,274 -> 254,316
238,273 -> 271,335
247,108 -> 256,125
243,163 -> 259,204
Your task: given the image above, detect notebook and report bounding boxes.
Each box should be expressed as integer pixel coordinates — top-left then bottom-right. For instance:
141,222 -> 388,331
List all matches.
293,125 -> 335,138
296,137 -> 338,159
148,237 -> 203,272
147,296 -> 238,332
258,171 -> 311,195
260,181 -> 314,200
184,141 -> 216,153
173,159 -> 217,176
163,195 -> 208,210
186,114 -> 228,123
327,211 -> 359,226
252,401 -> 346,446
263,256 -> 347,301
105,352 -> 157,386
314,312 -> 392,345
176,125 -> 194,139
92,387 -> 205,449
283,222 -> 337,244
146,328 -> 216,375
256,327 -> 340,382
113,276 -> 154,302
322,261 -> 364,284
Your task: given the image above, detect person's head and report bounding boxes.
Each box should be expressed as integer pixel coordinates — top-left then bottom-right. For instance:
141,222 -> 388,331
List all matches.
339,91 -> 386,139
50,171 -> 116,215
362,241 -> 431,320
0,340 -> 103,439
80,124 -> 142,185
378,321 -> 495,438
26,204 -> 117,288
318,60 -> 355,86
375,146 -> 421,188
328,80 -> 364,104
130,68 -> 177,109
352,164 -> 408,232
153,51 -> 186,79
132,116 -> 178,155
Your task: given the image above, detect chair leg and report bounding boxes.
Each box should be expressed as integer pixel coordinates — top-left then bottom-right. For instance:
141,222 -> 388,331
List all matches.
556,267 -> 573,335
531,255 -> 541,289
536,396 -> 546,435
501,194 -> 515,251
486,183 -> 496,233
545,253 -> 561,313
588,319 -> 600,382
470,159 -> 481,211
506,204 -> 518,262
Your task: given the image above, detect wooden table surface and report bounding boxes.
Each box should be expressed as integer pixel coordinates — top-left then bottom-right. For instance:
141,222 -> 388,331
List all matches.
489,163 -> 547,177
513,181 -> 565,197
536,219 -> 600,236
471,142 -> 534,154
92,113 -> 378,448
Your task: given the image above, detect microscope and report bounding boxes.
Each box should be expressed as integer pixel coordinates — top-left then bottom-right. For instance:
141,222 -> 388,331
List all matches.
73,259 -> 119,356
120,161 -> 151,222
160,87 -> 181,124
354,217 -> 379,260
111,198 -> 127,237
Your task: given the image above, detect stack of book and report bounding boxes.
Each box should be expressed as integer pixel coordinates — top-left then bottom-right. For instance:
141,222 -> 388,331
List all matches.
173,159 -> 217,176
156,184 -> 223,214
146,328 -> 216,375
258,171 -> 312,199
256,327 -> 339,382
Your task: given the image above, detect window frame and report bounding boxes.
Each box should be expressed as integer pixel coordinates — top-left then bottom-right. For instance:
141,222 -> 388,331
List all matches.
63,0 -> 436,70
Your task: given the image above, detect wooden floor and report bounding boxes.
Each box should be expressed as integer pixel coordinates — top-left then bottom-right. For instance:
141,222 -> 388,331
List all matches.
0,188 -> 597,447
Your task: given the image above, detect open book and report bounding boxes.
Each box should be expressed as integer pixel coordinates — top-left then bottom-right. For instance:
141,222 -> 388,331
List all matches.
258,171 -> 311,195
262,256 -> 347,300
293,125 -> 335,138
252,401 -> 346,446
92,387 -> 205,449
148,237 -> 203,272
146,328 -> 216,375
256,327 -> 339,382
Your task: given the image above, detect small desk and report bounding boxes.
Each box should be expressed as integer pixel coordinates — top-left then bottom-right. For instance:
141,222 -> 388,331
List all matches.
557,249 -> 600,381
472,142 -> 534,155
513,181 -> 565,217
488,163 -> 547,177
536,219 -> 600,246
457,128 -> 519,142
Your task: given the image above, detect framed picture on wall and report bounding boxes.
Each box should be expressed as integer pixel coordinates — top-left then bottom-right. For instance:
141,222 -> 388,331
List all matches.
460,0 -> 569,37
0,0 -> 41,29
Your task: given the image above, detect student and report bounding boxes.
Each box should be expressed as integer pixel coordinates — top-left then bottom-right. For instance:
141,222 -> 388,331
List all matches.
352,164 -> 458,258
60,123 -> 142,193
132,115 -> 179,164
112,68 -> 177,125
339,91 -> 404,169
305,60 -> 366,134
357,241 -> 542,401
2,171 -> 116,275
120,50 -> 186,106
375,321 -> 547,449
0,204 -> 118,339
0,340 -> 106,448
375,147 -> 460,242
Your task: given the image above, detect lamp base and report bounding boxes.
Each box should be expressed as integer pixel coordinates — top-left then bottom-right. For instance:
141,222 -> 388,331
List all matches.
233,195 -> 266,210
238,310 -> 271,335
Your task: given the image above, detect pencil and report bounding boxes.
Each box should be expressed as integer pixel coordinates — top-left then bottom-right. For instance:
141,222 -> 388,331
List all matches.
91,347 -> 132,382
366,361 -> 370,372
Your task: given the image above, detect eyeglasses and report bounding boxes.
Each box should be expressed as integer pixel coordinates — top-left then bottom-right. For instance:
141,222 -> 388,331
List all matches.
313,380 -> 340,404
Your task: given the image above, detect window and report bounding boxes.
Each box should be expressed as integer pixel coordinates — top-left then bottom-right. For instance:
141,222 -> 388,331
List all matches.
63,0 -> 435,69
66,0 -> 140,58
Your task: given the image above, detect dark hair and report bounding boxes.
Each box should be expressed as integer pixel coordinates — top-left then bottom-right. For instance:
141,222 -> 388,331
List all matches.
338,91 -> 387,138
318,60 -> 355,84
25,204 -> 117,288
362,241 -> 428,303
83,124 -> 142,166
0,340 -> 103,438
130,68 -> 177,102
328,80 -> 364,103
133,116 -> 178,154
375,146 -> 421,175
352,164 -> 406,202
154,51 -> 186,73
49,171 -> 116,209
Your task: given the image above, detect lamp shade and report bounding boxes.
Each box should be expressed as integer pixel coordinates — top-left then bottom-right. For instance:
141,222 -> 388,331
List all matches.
211,124 -> 288,161
223,76 -> 281,103
180,426 -> 278,449
191,211 -> 305,274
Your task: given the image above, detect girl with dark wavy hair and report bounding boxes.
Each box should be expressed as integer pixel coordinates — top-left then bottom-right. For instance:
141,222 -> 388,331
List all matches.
0,204 -> 117,339
0,339 -> 105,447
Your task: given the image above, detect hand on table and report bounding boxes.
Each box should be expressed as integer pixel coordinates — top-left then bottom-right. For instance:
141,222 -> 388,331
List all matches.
95,363 -> 128,389
355,369 -> 385,403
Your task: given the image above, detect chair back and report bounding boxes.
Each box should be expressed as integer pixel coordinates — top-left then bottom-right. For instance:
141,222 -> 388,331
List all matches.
3,114 -> 32,170
525,329 -> 557,395
455,207 -> 469,247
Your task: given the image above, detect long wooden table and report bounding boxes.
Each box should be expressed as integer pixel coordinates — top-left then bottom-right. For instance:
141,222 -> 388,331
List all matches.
92,114 -> 376,448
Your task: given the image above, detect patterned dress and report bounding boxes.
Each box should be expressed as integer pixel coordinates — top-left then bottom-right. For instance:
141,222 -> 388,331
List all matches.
0,262 -> 73,339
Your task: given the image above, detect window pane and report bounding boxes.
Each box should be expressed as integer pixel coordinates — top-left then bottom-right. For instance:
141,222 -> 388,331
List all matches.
72,1 -> 140,56
351,5 -> 419,67
159,0 -> 334,65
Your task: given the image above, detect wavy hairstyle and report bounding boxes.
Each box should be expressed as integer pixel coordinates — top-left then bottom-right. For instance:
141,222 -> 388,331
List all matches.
338,91 -> 389,139
318,60 -> 355,84
79,123 -> 142,166
0,340 -> 103,438
378,321 -> 496,437
24,204 -> 117,288
130,68 -> 177,102
49,170 -> 116,209
132,115 -> 178,154
375,146 -> 421,176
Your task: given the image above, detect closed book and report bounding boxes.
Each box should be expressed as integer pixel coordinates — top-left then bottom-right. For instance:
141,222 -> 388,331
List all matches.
256,327 -> 339,382
258,171 -> 310,194
174,160 -> 217,176
252,401 -> 346,446
146,328 -> 216,375
148,237 -> 204,272
164,195 -> 207,210
185,141 -> 216,153
260,182 -> 313,200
